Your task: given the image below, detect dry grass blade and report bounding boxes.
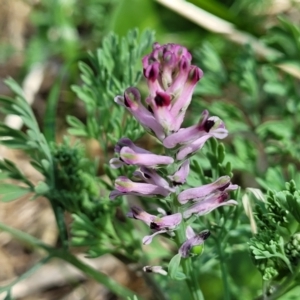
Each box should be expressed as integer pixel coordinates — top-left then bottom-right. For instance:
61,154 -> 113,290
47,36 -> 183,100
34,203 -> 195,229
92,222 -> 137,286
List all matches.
155,0 -> 300,79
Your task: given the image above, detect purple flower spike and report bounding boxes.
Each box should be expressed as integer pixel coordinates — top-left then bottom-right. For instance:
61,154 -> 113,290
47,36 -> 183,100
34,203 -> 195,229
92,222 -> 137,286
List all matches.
179,226 -> 210,258
183,192 -> 238,219
109,176 -> 170,200
168,160 -> 190,185
115,88 -> 165,140
127,206 -> 182,244
178,176 -> 234,204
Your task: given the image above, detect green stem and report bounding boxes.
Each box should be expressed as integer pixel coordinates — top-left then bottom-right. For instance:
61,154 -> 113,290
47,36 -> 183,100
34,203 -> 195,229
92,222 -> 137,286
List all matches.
215,237 -> 230,300
166,149 -> 204,300
0,222 -> 142,300
182,257 -> 205,300
176,215 -> 204,300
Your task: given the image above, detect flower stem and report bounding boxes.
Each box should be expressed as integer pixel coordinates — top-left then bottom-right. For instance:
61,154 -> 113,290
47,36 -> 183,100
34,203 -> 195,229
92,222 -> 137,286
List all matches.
215,237 -> 230,300
176,216 -> 204,300
167,149 -> 204,300
182,257 -> 205,300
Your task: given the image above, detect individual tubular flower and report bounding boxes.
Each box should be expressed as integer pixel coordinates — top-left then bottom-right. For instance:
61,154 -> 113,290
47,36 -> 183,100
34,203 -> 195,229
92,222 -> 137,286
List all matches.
109,176 -> 171,200
133,167 -> 175,192
178,176 -> 237,204
183,192 -> 238,219
127,206 -> 182,245
109,137 -> 174,169
145,91 -> 176,134
179,226 -> 210,258
114,88 -> 165,140
114,137 -> 149,154
143,265 -> 167,276
142,43 -> 203,134
163,110 -> 228,160
168,160 -> 190,185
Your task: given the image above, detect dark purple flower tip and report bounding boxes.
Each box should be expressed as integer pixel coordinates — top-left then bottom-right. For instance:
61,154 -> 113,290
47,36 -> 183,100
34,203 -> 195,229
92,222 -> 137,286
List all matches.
114,137 -> 132,153
127,205 -> 144,219
154,91 -> 172,107
179,227 -> 210,258
200,230 -> 211,240
218,192 -> 229,203
203,119 -> 215,132
114,137 -> 149,154
179,56 -> 190,72
196,109 -> 209,128
188,66 -> 203,83
218,181 -> 231,191
124,87 -> 141,109
144,63 -> 160,81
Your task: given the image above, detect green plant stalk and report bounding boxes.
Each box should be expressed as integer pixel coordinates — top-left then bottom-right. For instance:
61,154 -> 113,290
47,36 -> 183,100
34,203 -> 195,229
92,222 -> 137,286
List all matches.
51,204 -> 69,250
176,217 -> 204,300
172,194 -> 204,300
0,222 -> 143,300
215,237 -> 230,300
166,148 -> 204,300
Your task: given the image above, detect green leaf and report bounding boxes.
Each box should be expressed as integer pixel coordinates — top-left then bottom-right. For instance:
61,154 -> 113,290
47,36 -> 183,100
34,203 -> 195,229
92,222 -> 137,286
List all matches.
4,78 -> 25,99
34,181 -> 50,195
174,271 -> 187,281
168,253 -> 182,280
43,81 -> 61,143
0,159 -> 34,188
0,184 -> 31,202
66,116 -> 88,137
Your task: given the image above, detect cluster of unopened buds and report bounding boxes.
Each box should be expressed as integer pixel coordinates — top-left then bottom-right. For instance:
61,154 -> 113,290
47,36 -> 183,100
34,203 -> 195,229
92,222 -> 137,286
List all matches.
110,43 -> 238,274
